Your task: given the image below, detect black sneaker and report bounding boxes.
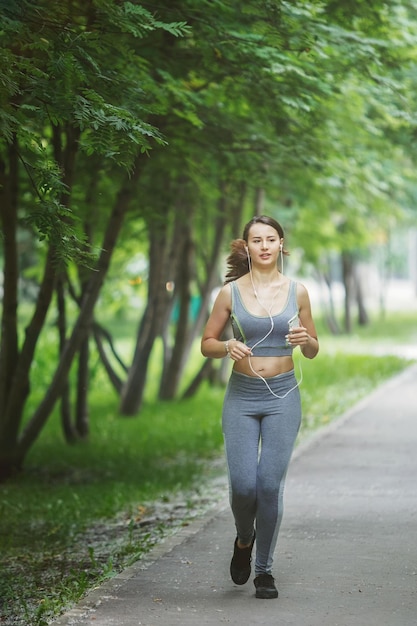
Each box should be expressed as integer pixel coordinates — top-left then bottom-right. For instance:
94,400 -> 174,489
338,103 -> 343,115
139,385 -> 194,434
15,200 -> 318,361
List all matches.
254,573 -> 278,599
230,532 -> 255,585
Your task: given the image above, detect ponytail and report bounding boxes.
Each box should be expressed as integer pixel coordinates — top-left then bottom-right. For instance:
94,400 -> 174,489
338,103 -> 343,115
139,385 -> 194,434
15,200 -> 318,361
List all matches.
224,239 -> 249,284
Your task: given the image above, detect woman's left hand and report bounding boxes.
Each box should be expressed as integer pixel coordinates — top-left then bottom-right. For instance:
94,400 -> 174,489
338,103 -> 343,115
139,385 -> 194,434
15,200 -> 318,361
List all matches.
285,326 -> 310,346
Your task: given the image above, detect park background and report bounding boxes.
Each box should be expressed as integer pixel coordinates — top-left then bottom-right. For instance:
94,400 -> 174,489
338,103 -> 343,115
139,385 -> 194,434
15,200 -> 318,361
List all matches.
1,1 -> 417,624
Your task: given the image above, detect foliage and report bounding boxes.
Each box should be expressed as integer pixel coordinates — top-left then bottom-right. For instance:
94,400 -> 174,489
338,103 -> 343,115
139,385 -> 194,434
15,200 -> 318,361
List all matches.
0,0 -> 187,241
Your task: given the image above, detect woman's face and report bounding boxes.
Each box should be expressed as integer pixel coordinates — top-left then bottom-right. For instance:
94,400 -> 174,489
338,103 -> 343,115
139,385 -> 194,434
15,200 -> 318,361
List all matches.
247,223 -> 282,266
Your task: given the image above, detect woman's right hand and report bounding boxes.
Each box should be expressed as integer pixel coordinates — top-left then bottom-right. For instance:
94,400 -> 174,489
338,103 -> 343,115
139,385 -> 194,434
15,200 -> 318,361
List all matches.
227,339 -> 252,361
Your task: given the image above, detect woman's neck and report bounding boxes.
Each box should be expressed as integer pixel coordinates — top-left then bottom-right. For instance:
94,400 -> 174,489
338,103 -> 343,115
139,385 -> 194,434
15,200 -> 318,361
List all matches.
250,268 -> 282,287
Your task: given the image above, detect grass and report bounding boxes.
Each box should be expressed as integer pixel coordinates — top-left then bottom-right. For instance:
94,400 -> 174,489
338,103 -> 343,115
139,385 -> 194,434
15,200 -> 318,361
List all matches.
0,310 -> 416,625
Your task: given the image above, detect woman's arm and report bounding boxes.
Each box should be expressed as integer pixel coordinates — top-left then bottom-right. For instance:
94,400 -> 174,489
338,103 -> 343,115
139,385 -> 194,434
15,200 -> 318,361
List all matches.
201,285 -> 233,358
201,284 -> 252,360
287,283 -> 319,360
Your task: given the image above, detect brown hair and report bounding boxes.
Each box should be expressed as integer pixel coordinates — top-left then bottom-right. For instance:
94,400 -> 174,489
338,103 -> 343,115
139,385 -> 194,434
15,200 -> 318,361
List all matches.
224,215 -> 289,284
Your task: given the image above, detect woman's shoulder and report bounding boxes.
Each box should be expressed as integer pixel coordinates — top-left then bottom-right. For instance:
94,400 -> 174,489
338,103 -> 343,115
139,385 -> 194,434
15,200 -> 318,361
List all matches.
295,280 -> 312,306
223,275 -> 248,291
294,280 -> 308,295
234,274 -> 251,288
210,283 -> 233,315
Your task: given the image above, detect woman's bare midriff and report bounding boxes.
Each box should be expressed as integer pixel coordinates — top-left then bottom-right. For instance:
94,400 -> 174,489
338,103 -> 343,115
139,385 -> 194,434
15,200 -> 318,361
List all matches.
233,355 -> 294,378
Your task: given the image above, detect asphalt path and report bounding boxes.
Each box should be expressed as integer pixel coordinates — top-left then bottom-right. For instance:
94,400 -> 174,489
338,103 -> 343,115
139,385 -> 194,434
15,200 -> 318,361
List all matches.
51,363 -> 417,626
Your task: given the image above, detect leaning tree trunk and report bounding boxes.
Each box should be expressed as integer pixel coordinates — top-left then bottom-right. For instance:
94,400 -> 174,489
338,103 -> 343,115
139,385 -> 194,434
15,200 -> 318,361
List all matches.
119,223 -> 173,416
0,247 -> 57,476
92,322 -> 125,393
0,159 -> 145,477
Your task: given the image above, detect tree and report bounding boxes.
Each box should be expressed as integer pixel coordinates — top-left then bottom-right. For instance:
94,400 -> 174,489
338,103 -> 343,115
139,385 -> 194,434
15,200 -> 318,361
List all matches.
0,0 -> 189,477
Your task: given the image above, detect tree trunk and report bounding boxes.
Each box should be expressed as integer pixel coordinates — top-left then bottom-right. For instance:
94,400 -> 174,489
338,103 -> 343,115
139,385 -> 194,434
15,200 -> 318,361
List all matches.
342,251 -> 354,333
0,141 -> 19,417
254,186 -> 265,215
75,263 -> 94,440
316,268 -> 341,335
76,336 -> 90,439
54,124 -> 81,443
355,263 -> 369,326
92,322 -> 125,393
56,275 -> 77,444
159,230 -> 192,399
158,194 -> 192,395
0,158 -> 145,478
119,222 -> 172,415
0,246 -> 57,474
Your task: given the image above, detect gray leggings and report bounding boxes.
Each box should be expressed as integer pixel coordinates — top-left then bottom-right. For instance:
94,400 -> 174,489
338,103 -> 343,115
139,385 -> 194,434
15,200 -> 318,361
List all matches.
222,369 -> 301,576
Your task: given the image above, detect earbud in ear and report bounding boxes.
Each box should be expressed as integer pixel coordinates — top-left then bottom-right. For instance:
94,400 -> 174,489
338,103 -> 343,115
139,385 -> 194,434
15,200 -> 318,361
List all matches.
280,243 -> 283,250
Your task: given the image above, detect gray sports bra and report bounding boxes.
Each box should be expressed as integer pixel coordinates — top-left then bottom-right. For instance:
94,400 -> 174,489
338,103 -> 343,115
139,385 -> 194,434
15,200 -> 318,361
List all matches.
230,280 -> 299,357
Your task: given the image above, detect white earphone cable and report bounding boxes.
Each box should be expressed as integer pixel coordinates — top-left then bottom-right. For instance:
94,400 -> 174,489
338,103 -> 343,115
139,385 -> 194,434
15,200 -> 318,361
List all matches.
245,246 -> 302,399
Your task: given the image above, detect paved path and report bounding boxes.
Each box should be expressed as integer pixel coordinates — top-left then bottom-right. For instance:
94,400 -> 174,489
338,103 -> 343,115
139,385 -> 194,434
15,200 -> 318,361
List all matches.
52,364 -> 417,626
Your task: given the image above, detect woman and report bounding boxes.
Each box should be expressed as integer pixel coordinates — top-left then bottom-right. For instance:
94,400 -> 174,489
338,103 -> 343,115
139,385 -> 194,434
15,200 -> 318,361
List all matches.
201,215 -> 319,599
